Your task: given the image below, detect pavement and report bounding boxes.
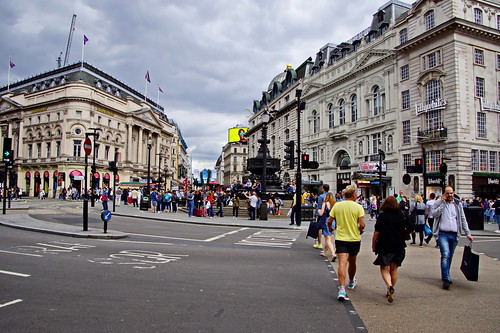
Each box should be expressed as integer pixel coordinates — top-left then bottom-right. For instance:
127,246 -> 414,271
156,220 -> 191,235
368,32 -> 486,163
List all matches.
1,198 -> 500,332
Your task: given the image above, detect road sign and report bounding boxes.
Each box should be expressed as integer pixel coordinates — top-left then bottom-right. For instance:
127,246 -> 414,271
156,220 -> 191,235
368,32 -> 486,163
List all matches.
84,138 -> 92,155
101,210 -> 112,222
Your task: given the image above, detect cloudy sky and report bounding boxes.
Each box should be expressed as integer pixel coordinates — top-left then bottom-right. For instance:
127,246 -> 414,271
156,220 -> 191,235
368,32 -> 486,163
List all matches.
0,0 -> 395,172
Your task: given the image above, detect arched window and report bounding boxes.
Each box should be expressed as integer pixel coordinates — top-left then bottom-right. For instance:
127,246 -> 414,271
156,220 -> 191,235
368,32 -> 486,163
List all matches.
328,103 -> 334,128
350,94 -> 357,122
424,10 -> 435,30
474,8 -> 483,24
312,110 -> 319,134
399,28 -> 408,44
284,128 -> 290,142
425,80 -> 441,104
373,86 -> 381,116
339,99 -> 346,125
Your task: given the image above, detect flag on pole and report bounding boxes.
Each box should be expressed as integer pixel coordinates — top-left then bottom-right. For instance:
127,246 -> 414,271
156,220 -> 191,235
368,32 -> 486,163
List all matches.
158,86 -> 163,93
145,71 -> 151,83
84,35 -> 89,45
9,59 -> 15,68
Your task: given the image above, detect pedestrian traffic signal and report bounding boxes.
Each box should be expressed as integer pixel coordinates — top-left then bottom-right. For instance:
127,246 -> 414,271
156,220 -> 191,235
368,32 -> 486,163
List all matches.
284,141 -> 295,169
414,158 -> 423,173
91,165 -> 97,174
439,162 -> 447,176
2,138 -> 12,163
302,154 -> 310,168
108,161 -> 118,173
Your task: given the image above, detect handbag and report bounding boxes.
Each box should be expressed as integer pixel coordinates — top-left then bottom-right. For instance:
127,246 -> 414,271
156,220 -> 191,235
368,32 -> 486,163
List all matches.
460,243 -> 479,281
424,224 -> 432,236
306,221 -> 320,239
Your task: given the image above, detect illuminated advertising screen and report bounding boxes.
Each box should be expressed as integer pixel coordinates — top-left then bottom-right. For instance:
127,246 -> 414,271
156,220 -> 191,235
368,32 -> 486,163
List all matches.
228,127 -> 248,143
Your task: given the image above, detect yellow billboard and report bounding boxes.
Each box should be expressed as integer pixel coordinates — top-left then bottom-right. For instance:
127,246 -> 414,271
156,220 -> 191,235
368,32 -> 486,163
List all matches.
228,127 -> 248,143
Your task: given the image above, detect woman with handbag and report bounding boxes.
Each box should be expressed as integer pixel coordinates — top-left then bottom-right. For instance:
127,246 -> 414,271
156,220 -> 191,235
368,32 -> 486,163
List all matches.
317,192 -> 337,262
409,195 -> 426,247
372,196 -> 407,303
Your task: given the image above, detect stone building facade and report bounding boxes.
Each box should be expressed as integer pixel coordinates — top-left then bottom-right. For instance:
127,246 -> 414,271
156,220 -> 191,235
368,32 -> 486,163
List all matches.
0,62 -> 189,197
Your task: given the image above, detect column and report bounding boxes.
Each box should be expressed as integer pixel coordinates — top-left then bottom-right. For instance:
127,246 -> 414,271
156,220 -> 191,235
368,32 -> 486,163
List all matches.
127,123 -> 133,163
137,128 -> 143,164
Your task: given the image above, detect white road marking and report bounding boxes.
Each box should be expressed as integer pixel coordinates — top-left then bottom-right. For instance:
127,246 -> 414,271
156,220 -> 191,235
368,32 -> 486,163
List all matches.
128,227 -> 249,243
472,239 -> 500,243
0,299 -> 23,308
0,270 -> 31,277
204,228 -> 249,242
0,250 -> 43,257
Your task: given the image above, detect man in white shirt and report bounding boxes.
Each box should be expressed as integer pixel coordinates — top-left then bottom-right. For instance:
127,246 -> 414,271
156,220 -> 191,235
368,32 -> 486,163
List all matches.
432,186 -> 473,290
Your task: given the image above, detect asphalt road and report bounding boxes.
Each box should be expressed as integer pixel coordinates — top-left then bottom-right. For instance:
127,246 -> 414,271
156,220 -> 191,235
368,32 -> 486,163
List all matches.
0,218 -> 364,332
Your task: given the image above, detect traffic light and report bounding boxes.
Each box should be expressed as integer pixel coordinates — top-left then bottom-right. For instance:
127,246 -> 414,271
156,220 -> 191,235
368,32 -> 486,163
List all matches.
284,141 -> 295,169
439,162 -> 448,176
414,158 -> 423,173
6,150 -> 14,167
91,164 -> 97,174
2,138 -> 12,163
302,154 -> 310,168
108,161 -> 118,173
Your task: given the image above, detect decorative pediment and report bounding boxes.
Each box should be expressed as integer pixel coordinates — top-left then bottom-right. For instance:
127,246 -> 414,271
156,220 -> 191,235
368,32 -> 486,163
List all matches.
350,49 -> 393,74
130,108 -> 162,127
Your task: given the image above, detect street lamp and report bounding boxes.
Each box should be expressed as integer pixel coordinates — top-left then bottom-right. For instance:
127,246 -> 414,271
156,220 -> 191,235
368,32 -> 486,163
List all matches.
259,110 -> 270,221
156,152 -> 163,191
146,137 -> 152,195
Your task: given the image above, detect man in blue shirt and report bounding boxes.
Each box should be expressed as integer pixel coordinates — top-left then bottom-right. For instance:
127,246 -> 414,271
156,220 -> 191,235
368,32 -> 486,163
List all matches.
314,184 -> 330,249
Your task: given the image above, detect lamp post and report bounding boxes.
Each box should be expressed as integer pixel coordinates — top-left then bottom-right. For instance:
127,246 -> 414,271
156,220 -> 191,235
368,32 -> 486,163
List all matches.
87,128 -> 101,208
259,110 -> 270,221
146,137 -> 152,196
156,152 -> 163,191
164,167 -> 168,190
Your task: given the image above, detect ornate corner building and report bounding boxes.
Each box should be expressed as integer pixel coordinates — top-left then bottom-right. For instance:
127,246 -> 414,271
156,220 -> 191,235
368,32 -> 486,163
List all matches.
0,62 -> 190,197
246,0 -> 500,199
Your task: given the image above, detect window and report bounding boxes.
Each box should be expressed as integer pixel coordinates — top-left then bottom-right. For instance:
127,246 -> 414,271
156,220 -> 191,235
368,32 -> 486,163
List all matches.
401,65 -> 409,80
480,150 -> 487,171
422,50 -> 441,70
328,103 -> 334,128
56,141 -> 60,156
233,156 -> 237,164
339,99 -> 346,125
474,49 -> 484,65
471,149 -> 479,171
402,120 -> 411,144
45,142 -> 51,158
350,95 -> 357,122
497,54 -> 500,70
426,150 -> 443,172
474,8 -> 483,24
403,154 -> 412,169
489,151 -> 497,172
477,112 -> 487,138
73,140 -> 82,157
373,86 -> 381,116
95,144 -> 100,159
371,133 -> 381,154
498,15 -> 500,29
475,77 -> 485,97
425,10 -> 435,30
285,129 -> 290,142
105,145 -> 110,160
36,143 -> 41,158
402,90 -> 410,109
76,111 -> 82,119
312,110 -> 319,134
426,109 -> 442,131
400,28 -> 408,44
425,80 -> 441,104
27,144 -> 32,158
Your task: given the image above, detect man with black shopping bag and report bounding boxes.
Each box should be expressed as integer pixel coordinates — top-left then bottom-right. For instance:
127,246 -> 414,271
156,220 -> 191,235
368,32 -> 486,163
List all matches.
432,186 -> 474,290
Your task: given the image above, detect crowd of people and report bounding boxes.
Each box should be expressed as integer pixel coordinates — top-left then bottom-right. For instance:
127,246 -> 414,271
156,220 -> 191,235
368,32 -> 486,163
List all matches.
305,184 -> 484,303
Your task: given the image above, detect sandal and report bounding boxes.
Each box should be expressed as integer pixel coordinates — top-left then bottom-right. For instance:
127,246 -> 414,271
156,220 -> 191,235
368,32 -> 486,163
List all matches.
331,255 -> 337,262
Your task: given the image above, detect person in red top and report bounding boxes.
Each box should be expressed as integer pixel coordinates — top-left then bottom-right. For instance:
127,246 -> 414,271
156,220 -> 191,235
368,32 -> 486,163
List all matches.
206,191 -> 215,218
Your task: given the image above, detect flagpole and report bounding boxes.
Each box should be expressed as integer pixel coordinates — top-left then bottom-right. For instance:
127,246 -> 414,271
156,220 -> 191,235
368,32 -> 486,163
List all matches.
7,57 -> 11,92
81,36 -> 85,68
157,85 -> 160,105
144,80 -> 148,102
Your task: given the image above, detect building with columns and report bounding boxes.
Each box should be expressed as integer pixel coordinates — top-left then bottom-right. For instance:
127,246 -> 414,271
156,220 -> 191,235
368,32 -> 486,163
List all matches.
0,62 -> 188,197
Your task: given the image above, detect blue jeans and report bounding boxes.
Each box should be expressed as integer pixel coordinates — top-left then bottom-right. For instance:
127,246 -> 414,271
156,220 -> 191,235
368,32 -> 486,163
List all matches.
438,232 -> 458,282
249,206 -> 256,220
188,203 -> 195,216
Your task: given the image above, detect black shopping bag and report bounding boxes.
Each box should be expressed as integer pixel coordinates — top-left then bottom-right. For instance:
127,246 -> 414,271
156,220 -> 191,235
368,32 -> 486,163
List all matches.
306,220 -> 320,239
460,244 -> 479,281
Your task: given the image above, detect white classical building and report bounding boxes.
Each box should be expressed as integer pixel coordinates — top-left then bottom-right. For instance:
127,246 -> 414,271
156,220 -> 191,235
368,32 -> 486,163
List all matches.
0,62 -> 189,197
246,0 -> 500,200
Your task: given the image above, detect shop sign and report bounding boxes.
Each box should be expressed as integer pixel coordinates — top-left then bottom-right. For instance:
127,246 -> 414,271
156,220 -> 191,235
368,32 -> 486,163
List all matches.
415,98 -> 447,115
488,178 -> 499,185
480,98 -> 500,112
358,162 -> 386,172
426,177 -> 443,186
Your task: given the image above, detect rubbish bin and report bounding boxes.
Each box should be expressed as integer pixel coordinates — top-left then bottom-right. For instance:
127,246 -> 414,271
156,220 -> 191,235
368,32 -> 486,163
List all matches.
140,196 -> 150,211
463,206 -> 484,230
301,204 -> 315,221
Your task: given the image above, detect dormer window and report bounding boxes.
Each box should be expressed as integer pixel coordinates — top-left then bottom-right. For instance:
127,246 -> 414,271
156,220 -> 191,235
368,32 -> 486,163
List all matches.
425,10 -> 435,30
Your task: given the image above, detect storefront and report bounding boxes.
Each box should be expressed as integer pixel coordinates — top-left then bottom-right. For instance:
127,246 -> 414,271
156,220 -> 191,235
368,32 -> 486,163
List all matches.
424,175 -> 445,198
472,174 -> 500,200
